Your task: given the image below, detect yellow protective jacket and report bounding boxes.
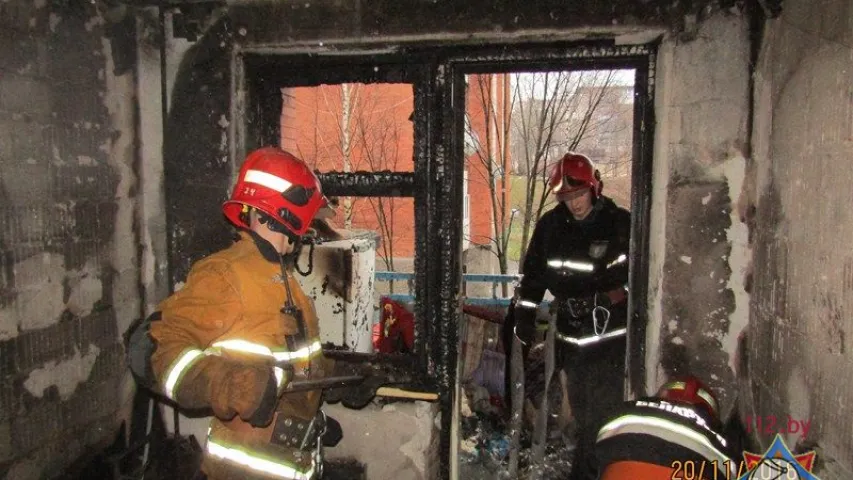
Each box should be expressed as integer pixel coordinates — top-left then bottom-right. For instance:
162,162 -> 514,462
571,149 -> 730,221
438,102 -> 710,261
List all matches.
150,231 -> 330,480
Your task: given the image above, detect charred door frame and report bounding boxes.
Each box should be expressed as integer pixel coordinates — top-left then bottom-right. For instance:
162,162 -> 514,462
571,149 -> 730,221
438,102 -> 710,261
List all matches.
440,40 -> 658,407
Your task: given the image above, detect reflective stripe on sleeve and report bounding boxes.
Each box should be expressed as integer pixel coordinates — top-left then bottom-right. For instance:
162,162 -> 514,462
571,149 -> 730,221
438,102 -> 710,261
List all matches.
207,438 -> 316,480
209,338 -> 323,364
272,339 -> 323,363
606,254 -> 627,269
211,339 -> 275,356
546,258 -> 596,272
517,299 -> 539,309
163,348 -> 205,400
564,260 -> 595,272
555,327 -> 627,347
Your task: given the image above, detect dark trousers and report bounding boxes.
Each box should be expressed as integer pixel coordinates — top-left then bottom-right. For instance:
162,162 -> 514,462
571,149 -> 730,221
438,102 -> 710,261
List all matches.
560,334 -> 627,480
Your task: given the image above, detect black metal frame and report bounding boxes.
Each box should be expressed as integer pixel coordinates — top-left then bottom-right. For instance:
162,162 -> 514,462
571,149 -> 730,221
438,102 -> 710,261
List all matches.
235,39 -> 656,480
628,45 -> 658,398
440,40 -> 657,478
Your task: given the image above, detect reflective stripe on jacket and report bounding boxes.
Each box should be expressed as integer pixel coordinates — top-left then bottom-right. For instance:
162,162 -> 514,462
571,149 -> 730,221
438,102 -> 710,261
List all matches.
150,231 -> 330,480
595,399 -> 736,480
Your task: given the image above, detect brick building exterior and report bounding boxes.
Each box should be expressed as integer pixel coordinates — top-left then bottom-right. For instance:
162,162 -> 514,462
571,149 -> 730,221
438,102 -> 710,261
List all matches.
280,75 -> 512,264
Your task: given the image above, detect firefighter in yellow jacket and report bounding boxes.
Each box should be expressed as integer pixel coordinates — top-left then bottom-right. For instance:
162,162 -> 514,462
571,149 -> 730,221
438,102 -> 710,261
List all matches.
149,147 -> 335,480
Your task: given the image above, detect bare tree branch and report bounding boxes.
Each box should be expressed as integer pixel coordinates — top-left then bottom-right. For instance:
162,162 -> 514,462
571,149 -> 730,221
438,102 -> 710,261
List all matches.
508,70 -> 623,267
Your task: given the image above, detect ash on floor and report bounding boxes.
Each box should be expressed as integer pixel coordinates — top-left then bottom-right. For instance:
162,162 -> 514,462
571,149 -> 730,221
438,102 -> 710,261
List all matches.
458,383 -> 575,480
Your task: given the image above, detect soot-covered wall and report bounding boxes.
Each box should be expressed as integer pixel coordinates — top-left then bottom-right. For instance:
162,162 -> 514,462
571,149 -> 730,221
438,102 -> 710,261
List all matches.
645,9 -> 752,416
741,0 -> 853,475
0,1 -> 140,478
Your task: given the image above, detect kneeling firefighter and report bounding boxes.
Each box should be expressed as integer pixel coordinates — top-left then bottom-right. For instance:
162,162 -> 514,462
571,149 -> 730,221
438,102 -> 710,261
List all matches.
503,152 -> 631,479
143,147 -> 342,480
594,376 -> 738,480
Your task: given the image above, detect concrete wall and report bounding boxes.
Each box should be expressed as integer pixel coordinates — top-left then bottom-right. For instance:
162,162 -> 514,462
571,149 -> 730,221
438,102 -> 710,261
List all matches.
0,1 -> 140,478
740,0 -> 853,475
644,9 -> 752,417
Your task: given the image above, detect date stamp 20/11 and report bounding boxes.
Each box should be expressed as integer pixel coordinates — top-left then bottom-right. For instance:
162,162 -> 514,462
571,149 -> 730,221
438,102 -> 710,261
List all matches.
670,435 -> 820,480
670,460 -> 748,480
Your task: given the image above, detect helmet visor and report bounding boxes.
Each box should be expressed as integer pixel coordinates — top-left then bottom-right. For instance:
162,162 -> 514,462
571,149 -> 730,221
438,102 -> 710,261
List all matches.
281,185 -> 316,207
552,175 -> 588,194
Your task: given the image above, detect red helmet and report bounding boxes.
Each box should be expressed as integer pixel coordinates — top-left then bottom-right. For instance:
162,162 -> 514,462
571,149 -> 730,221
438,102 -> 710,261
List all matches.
222,147 -> 325,237
657,375 -> 720,420
548,152 -> 602,198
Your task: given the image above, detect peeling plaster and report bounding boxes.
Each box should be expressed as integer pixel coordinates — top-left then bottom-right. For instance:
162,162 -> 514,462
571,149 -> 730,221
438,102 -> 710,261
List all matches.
711,152 -> 750,372
0,252 -> 66,340
23,345 -> 101,400
101,36 -> 141,337
66,259 -> 103,317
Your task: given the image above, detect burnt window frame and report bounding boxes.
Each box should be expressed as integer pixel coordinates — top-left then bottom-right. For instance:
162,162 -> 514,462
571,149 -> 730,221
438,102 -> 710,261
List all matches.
233,50 -> 439,382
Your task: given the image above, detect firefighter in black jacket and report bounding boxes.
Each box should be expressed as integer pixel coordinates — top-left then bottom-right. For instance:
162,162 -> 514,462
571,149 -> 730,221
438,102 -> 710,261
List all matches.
503,152 -> 631,480
594,375 -> 738,480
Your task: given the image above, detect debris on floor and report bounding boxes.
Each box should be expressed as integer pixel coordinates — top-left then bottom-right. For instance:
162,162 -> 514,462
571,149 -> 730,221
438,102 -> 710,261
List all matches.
459,379 -> 575,480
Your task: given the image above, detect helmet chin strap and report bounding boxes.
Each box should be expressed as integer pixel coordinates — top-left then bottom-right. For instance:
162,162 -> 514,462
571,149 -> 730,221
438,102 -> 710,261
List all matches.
280,237 -> 314,277
259,211 -> 314,277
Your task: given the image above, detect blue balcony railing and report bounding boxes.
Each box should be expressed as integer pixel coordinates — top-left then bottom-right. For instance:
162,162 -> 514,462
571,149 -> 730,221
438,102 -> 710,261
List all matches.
374,271 -> 520,306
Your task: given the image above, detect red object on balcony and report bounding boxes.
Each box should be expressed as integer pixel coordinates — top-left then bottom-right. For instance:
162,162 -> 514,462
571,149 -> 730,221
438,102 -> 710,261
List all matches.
372,297 -> 415,353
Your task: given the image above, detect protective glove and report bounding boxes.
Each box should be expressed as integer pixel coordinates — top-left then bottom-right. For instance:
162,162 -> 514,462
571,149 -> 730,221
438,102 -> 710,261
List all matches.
340,376 -> 387,410
324,385 -> 346,404
322,353 -> 417,410
242,368 -> 278,428
506,296 -> 532,336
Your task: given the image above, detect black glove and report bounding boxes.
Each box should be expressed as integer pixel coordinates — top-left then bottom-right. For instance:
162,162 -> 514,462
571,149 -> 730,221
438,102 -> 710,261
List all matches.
322,415 -> 343,447
340,376 -> 387,410
247,371 -> 278,428
321,353 -> 417,410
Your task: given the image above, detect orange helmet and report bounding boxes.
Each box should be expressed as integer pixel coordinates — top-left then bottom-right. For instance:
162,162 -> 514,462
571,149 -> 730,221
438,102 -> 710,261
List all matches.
657,375 -> 720,421
548,152 -> 602,198
222,147 -> 326,237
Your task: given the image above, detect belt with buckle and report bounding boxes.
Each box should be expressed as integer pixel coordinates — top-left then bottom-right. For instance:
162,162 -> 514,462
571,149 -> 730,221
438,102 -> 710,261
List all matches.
271,411 -> 326,451
553,296 -> 595,318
